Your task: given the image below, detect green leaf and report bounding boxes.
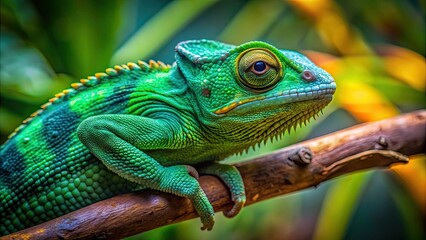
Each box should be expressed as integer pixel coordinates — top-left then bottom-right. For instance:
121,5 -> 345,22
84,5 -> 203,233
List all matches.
218,0 -> 285,43
111,0 -> 218,64
313,172 -> 372,240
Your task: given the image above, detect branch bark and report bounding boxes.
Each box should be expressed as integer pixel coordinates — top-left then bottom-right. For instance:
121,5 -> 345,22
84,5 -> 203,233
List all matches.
5,110 -> 426,240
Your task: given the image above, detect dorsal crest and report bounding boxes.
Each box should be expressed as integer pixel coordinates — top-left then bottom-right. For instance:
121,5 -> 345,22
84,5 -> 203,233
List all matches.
6,60 -> 171,141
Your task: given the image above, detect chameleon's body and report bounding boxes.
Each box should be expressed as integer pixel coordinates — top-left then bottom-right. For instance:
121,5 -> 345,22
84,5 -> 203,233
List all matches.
0,40 -> 335,235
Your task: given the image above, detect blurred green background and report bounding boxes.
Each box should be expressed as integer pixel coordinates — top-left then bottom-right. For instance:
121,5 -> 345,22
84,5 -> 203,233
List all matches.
0,0 -> 425,239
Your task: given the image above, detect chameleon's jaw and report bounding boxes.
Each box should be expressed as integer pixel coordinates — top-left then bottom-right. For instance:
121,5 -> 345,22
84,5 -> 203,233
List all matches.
229,97 -> 333,156
210,81 -> 336,153
214,82 -> 336,115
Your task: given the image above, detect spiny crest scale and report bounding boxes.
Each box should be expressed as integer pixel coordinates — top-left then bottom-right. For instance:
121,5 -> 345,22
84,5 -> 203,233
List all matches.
6,59 -> 172,141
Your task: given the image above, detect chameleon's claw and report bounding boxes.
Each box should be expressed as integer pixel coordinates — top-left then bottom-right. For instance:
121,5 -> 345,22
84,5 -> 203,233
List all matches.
200,212 -> 214,230
223,195 -> 246,218
201,222 -> 213,231
185,165 -> 199,179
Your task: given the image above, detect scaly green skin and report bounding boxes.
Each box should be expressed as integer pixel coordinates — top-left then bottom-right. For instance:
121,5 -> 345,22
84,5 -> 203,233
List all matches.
0,40 -> 335,235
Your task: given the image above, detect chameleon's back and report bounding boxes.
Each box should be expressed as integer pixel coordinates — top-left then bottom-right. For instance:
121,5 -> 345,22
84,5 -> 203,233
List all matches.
0,62 -> 170,234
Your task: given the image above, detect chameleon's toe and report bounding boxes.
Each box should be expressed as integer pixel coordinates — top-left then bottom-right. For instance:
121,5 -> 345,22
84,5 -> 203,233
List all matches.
200,216 -> 215,231
223,194 -> 246,218
191,188 -> 215,231
184,165 -> 199,179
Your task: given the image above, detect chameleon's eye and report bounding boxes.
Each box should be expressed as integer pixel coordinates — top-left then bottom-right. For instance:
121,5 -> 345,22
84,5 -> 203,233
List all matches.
251,61 -> 269,75
236,49 -> 283,92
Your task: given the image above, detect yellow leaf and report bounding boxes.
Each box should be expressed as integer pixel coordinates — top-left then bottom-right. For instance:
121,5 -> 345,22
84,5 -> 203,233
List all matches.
377,45 -> 426,91
337,81 -> 399,121
289,0 -> 371,55
392,155 -> 426,214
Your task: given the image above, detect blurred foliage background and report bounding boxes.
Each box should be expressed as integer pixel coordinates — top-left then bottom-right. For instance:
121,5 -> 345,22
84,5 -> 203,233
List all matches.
0,0 -> 425,239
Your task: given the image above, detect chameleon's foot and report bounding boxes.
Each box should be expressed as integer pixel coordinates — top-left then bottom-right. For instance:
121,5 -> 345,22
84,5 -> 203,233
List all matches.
200,217 -> 214,231
223,194 -> 246,218
190,187 -> 215,231
196,162 -> 246,218
183,165 -> 214,230
161,165 -> 215,231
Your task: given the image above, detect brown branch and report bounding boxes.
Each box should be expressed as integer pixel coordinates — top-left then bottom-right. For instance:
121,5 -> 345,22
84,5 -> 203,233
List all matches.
5,110 -> 426,240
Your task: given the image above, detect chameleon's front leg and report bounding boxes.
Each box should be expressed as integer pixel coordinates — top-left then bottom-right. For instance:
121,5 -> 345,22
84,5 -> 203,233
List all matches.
77,114 -> 215,230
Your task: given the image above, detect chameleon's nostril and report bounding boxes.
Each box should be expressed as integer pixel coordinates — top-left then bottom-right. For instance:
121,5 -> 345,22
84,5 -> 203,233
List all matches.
301,70 -> 316,82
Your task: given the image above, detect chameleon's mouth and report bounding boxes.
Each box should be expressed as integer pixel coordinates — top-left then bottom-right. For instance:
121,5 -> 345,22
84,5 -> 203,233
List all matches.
214,82 -> 336,114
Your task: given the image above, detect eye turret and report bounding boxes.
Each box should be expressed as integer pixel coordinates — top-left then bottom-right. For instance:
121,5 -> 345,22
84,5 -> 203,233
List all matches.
236,49 -> 283,92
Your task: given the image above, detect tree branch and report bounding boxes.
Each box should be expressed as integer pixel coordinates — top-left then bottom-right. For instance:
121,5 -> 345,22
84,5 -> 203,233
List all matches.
6,110 -> 426,240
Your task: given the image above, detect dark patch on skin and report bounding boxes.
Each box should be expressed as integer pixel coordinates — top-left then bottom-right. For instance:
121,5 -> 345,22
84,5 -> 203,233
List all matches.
42,80 -> 136,164
202,88 -> 211,97
104,81 -> 136,113
220,52 -> 229,61
0,138 -> 26,187
42,103 -> 80,168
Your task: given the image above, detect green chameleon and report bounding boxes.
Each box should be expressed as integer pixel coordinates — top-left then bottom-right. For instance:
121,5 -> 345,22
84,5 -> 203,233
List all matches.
0,39 -> 335,235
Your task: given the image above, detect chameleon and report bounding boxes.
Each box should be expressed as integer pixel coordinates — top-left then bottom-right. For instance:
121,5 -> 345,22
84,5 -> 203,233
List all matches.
0,39 -> 335,235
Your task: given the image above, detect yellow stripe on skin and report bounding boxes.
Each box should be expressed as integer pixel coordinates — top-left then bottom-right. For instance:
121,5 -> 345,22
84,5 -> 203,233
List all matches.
214,96 -> 265,114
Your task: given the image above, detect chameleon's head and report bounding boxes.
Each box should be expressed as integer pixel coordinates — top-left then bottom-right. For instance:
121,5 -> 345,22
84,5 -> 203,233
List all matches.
175,40 -> 335,143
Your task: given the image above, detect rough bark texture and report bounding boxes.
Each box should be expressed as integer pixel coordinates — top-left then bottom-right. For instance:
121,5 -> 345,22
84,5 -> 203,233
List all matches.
4,110 -> 425,240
